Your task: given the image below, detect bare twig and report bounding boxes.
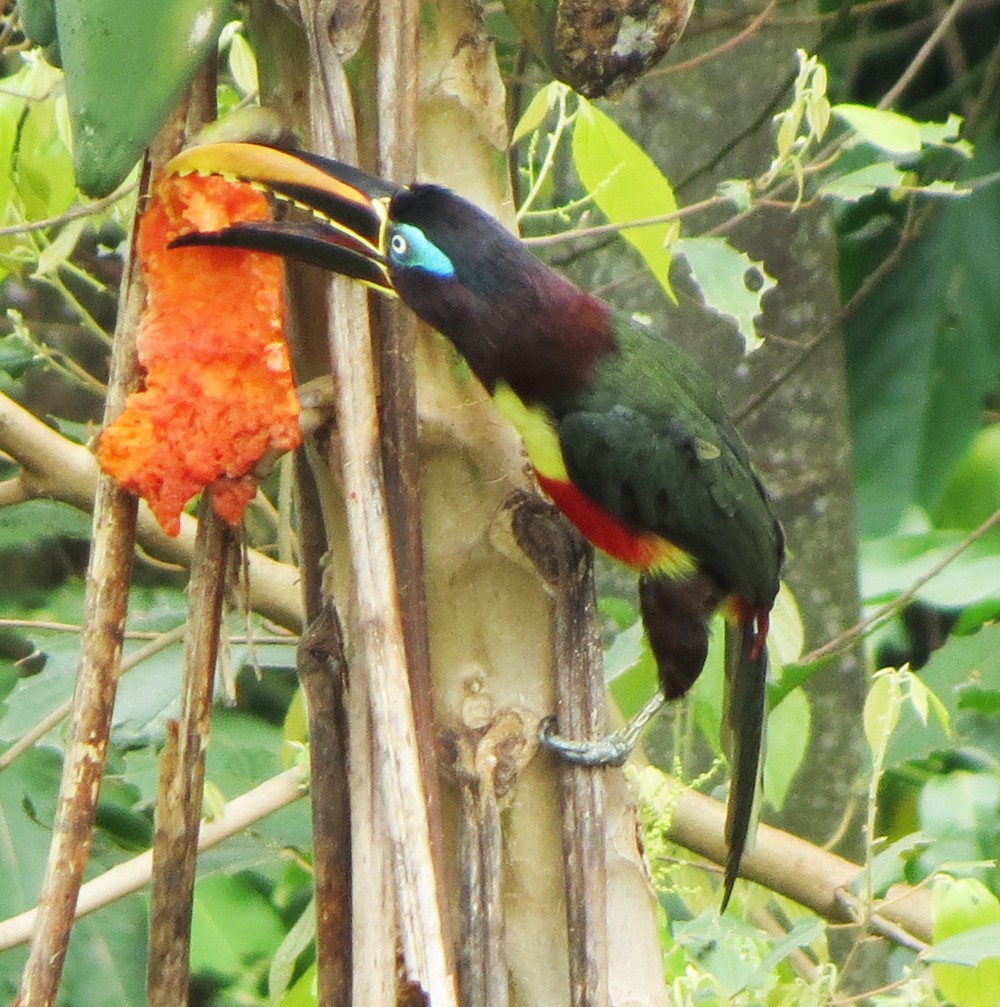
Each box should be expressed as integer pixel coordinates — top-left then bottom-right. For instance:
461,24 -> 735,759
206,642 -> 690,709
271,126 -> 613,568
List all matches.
651,0 -> 780,77
296,607 -> 352,1004
0,766 -> 306,951
0,183 -> 135,238
147,503 -> 234,1006
14,141 -> 148,1007
797,505 -> 1000,667
876,0 -> 972,109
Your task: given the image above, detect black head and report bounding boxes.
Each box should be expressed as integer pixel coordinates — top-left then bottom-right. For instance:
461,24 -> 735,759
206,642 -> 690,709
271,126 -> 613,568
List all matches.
165,144 -> 615,399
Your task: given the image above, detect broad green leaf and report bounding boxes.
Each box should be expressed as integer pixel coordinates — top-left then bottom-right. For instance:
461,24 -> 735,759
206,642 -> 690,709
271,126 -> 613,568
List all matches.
935,424 -> 1000,529
190,874 -> 286,979
572,98 -> 677,301
673,236 -> 776,353
928,921 -> 1000,965
920,114 -> 972,157
818,162 -> 907,201
930,878 -> 1000,1006
603,618 -> 646,684
844,141 -> 1000,535
833,104 -> 922,155
768,582 -> 804,666
863,670 -> 902,756
268,900 -> 316,1004
0,498 -> 91,545
763,687 -> 809,811
860,529 -> 1000,609
224,25 -> 259,97
512,82 -> 561,146
278,962 -> 317,1007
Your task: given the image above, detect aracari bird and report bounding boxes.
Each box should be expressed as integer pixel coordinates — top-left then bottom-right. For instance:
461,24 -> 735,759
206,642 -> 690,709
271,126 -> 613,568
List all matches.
168,142 -> 784,907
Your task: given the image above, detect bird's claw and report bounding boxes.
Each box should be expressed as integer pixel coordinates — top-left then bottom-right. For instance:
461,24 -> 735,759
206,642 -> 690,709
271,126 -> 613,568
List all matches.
537,716 -> 633,767
538,689 -> 667,768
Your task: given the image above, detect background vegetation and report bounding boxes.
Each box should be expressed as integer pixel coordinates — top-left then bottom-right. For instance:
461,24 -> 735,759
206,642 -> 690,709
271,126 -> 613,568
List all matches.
0,0 -> 998,1004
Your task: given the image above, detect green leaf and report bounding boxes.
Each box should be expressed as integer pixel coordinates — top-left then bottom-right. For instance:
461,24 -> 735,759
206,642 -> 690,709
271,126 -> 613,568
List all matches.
928,921 -> 1000,965
673,237 -> 776,353
935,424 -> 1000,530
572,98 -> 677,302
844,141 -> 1000,535
190,874 -> 286,980
512,82 -> 561,146
278,962 -> 317,1007
224,26 -> 258,98
818,162 -> 906,201
930,878 -> 1000,1006
768,582 -> 804,666
833,104 -> 922,156
0,316 -> 44,378
0,499 -> 91,546
763,687 -> 809,812
863,670 -> 902,757
268,900 -> 316,1004
860,529 -> 1000,609
920,114 -> 972,157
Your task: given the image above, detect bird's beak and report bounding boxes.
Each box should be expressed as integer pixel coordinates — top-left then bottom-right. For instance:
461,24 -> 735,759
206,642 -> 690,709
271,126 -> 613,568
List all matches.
166,142 -> 401,294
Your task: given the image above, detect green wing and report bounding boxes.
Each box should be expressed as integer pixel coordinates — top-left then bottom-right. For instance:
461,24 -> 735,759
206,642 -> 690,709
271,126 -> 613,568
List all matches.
554,316 -> 781,604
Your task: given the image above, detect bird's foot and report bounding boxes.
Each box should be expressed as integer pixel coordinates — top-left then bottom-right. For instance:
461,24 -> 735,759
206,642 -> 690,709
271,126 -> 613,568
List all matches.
538,690 -> 665,767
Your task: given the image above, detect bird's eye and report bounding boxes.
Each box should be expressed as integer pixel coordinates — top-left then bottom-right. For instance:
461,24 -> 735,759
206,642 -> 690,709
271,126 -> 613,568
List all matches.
389,232 -> 409,258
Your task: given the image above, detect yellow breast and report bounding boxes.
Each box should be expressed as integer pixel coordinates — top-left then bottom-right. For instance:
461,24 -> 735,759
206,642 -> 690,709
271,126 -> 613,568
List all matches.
492,382 -> 569,482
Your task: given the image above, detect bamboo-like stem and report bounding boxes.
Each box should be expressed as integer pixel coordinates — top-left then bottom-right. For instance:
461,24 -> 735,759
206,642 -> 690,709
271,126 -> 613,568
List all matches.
299,3 -> 456,1000
0,767 -> 306,952
296,605 -> 352,1005
14,143 -> 150,1007
147,501 -> 234,1006
375,0 -> 453,984
661,777 -> 932,944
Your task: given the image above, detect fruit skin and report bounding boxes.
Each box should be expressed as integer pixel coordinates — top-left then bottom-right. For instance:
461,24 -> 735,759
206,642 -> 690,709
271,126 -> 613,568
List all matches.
54,0 -> 233,196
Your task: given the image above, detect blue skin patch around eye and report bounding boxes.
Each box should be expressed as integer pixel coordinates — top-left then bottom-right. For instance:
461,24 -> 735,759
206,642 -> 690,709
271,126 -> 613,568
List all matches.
390,223 -> 456,279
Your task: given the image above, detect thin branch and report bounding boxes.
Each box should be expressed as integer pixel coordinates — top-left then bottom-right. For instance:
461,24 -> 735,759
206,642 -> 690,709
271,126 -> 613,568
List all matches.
148,502 -> 234,1006
0,766 -> 306,952
521,195 -> 724,248
650,0 -> 780,77
0,183 -> 135,238
877,0 -> 973,109
15,148 -> 148,1007
797,505 -> 1000,667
